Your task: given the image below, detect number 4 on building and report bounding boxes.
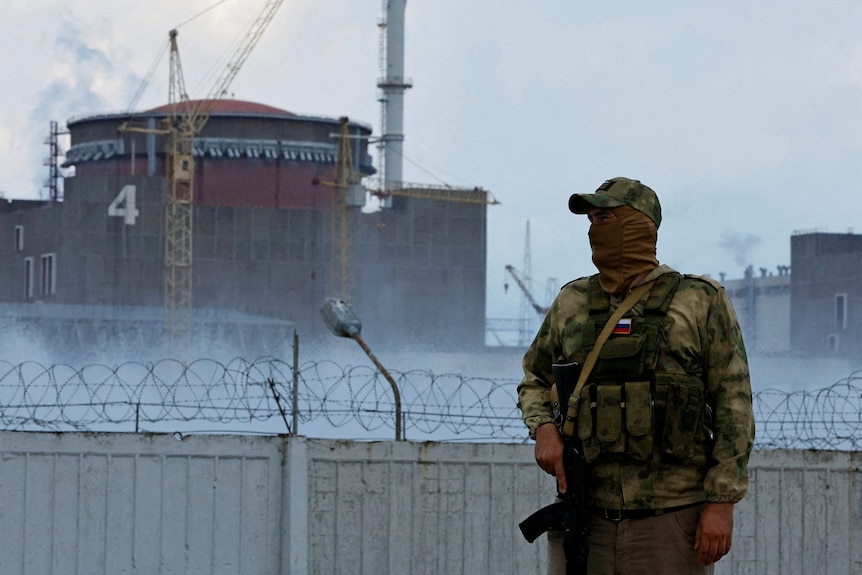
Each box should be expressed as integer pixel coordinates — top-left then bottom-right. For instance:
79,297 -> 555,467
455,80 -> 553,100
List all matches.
108,185 -> 139,225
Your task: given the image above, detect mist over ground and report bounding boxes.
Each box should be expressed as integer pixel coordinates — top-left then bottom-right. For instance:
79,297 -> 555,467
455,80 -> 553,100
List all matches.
2,319 -> 856,391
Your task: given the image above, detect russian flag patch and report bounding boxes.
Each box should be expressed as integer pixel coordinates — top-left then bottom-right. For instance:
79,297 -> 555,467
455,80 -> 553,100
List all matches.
613,318 -> 632,335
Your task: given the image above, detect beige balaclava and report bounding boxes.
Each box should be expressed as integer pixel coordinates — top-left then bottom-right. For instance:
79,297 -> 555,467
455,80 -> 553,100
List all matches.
588,205 -> 658,295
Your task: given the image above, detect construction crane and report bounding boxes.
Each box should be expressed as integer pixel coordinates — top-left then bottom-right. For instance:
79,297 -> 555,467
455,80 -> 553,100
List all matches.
122,0 -> 283,339
505,265 -> 549,316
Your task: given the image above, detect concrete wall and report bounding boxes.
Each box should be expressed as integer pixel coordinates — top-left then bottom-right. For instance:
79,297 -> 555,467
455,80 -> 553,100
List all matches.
0,432 -> 291,575
791,232 -> 862,357
0,183 -> 489,353
355,196 -> 487,351
724,269 -> 791,355
724,450 -> 862,575
0,432 -> 858,575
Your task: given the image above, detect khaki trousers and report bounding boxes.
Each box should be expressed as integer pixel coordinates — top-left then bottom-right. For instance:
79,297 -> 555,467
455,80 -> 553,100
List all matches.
547,505 -> 714,575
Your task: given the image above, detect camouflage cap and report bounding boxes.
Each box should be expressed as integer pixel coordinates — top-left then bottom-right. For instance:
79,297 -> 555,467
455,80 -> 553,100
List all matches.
568,177 -> 662,228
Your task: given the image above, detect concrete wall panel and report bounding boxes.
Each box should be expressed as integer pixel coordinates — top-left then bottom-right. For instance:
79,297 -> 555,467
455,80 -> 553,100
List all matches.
714,450 -> 861,575
0,433 -> 285,575
0,432 -> 858,575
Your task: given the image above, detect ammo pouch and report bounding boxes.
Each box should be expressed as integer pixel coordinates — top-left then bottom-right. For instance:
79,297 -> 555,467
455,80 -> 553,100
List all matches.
577,380 -> 653,463
576,374 -> 708,464
655,374 -> 707,460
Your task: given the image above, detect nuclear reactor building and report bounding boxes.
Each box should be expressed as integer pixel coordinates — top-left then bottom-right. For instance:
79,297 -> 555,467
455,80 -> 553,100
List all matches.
0,100 -> 490,355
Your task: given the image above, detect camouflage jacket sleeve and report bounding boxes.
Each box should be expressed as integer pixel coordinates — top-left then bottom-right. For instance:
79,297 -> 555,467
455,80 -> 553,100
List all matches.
517,325 -> 556,439
700,282 -> 756,503
517,278 -> 590,439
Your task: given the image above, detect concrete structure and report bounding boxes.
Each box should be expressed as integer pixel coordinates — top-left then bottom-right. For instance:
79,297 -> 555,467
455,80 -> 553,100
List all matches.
0,101 -> 489,354
791,232 -> 862,357
0,432 -> 857,574
723,265 -> 792,355
722,231 -> 862,359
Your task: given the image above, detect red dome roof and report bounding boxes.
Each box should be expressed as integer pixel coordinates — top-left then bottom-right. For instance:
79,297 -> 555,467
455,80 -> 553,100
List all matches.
145,99 -> 296,117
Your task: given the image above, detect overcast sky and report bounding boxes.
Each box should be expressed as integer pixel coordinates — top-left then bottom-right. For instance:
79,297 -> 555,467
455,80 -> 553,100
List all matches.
3,0 -> 862,323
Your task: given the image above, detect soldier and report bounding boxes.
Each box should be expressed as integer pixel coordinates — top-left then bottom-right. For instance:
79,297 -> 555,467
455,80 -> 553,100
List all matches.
517,177 -> 755,575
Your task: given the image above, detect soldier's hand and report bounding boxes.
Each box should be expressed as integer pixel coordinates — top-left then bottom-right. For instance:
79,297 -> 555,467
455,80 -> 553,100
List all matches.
694,502 -> 734,565
534,423 -> 567,492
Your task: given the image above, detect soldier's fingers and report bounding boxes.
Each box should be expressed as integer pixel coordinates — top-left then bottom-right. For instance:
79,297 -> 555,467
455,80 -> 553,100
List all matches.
715,537 -> 731,561
696,536 -> 717,565
555,460 -> 567,493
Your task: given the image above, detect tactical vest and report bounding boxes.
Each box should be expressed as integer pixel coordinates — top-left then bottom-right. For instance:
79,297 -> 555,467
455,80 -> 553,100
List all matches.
575,272 -> 707,464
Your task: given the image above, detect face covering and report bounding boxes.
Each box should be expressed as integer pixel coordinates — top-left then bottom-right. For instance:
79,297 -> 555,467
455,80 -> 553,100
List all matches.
588,205 -> 659,295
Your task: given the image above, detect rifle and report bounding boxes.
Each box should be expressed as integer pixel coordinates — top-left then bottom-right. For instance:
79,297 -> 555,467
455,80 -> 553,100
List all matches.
519,362 -> 589,575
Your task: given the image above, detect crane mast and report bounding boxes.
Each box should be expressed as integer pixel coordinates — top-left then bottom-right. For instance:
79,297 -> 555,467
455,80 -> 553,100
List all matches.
329,117 -> 365,301
162,0 -> 283,338
164,29 -> 195,336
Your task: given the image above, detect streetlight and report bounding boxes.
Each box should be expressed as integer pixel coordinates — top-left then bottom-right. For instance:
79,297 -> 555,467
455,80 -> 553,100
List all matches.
320,298 -> 403,440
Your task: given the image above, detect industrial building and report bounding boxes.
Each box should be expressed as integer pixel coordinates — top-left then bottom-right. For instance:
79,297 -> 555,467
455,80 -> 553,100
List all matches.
790,232 -> 862,356
723,231 -> 862,359
0,100 -> 490,356
0,0 -> 495,358
723,264 -> 792,355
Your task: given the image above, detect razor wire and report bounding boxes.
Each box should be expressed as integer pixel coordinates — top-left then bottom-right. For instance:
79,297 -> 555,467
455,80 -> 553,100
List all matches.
0,358 -> 861,449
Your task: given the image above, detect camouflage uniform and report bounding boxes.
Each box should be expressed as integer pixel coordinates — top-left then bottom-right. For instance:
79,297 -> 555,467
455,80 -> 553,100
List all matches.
518,263 -> 755,509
